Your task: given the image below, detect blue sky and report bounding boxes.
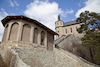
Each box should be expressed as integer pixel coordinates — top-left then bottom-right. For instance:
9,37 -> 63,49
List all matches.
0,0 -> 100,41
0,0 -> 85,21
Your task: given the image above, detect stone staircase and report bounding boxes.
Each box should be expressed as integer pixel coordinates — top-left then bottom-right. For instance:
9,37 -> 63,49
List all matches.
54,35 -> 70,45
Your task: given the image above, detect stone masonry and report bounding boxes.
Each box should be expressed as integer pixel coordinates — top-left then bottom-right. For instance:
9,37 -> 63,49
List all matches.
0,42 -> 99,67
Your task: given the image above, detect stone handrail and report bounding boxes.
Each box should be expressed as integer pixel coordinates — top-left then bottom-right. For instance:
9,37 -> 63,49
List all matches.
54,34 -> 71,45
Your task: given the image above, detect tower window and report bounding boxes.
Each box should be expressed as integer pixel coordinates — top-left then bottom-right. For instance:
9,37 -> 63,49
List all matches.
70,28 -> 72,33
66,29 -> 67,34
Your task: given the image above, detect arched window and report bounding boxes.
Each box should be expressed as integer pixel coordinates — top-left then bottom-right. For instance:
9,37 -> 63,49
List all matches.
41,31 -> 45,45
9,23 -> 19,41
3,24 -> 8,41
33,28 -> 38,44
21,24 -> 31,42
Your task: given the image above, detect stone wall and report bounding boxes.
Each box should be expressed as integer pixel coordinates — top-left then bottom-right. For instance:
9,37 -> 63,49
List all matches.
0,55 -> 7,67
55,34 -> 92,62
54,48 -> 98,67
0,43 -> 30,67
47,32 -> 54,51
0,42 -> 99,67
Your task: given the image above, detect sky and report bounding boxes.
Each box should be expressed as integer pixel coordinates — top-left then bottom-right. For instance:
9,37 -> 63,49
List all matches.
0,0 -> 100,41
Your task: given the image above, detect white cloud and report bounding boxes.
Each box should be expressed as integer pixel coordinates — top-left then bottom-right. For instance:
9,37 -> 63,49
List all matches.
78,0 -> 86,7
60,9 -> 74,17
9,0 -> 14,7
14,0 -> 19,6
9,0 -> 19,7
66,9 -> 74,14
24,0 -> 73,31
76,0 -> 100,17
0,8 -> 8,41
78,3 -> 81,7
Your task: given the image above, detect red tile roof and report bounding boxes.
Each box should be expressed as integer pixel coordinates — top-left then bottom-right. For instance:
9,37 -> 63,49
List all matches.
1,15 -> 58,35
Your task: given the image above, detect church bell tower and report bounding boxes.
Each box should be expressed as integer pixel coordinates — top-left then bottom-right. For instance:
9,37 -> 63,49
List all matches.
55,15 -> 64,39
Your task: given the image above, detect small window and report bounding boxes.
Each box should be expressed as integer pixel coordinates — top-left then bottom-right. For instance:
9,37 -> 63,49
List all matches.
66,29 -> 67,34
70,28 -> 72,33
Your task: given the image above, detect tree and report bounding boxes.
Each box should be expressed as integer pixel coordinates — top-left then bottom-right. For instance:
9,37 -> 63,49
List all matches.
76,11 -> 100,64
81,31 -> 100,63
76,11 -> 100,33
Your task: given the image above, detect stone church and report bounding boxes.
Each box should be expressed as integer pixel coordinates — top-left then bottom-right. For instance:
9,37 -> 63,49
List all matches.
1,15 -> 57,51
54,15 -> 100,65
55,15 -> 84,39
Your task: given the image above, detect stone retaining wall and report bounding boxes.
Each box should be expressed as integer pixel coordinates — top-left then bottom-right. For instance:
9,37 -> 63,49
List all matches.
54,48 -> 98,67
0,42 -> 99,67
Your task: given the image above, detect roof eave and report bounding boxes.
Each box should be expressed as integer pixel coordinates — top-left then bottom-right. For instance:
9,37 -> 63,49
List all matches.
1,15 -> 58,35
